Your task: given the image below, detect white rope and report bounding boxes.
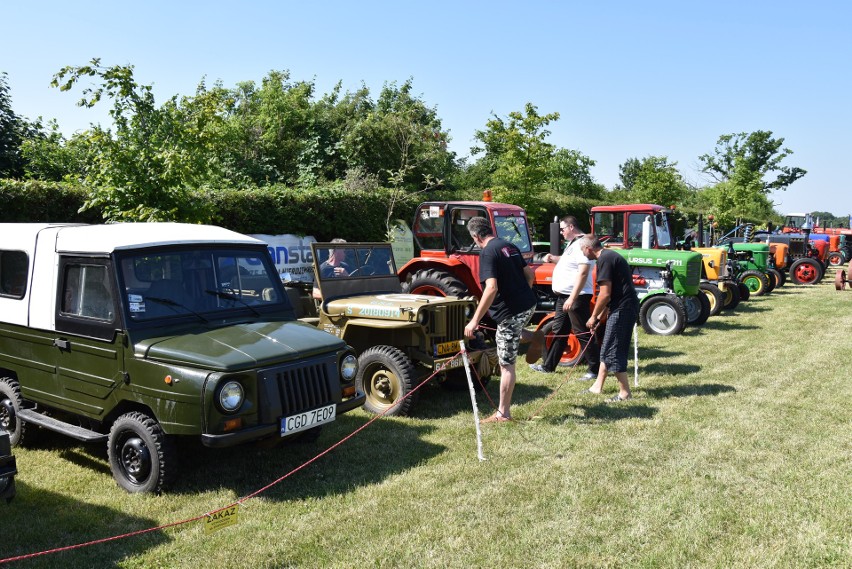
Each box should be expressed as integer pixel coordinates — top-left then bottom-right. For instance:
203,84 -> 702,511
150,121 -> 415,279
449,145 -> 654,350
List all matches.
633,324 -> 639,387
460,340 -> 486,462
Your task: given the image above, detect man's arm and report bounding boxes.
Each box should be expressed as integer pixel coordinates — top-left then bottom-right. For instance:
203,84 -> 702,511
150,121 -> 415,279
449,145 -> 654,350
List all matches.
465,277 -> 497,338
523,265 -> 535,288
565,264 -> 590,311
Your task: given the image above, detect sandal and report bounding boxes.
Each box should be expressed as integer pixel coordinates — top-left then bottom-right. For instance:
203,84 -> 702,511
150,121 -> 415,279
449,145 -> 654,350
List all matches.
605,394 -> 632,403
480,413 -> 511,423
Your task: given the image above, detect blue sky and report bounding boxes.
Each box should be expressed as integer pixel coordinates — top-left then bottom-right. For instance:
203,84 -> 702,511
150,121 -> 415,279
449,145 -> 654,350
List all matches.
3,1 -> 850,216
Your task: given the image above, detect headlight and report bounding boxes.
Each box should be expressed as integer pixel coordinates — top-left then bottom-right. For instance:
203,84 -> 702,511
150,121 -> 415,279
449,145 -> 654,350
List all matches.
464,304 -> 474,319
417,310 -> 430,326
217,381 -> 244,413
340,353 -> 358,381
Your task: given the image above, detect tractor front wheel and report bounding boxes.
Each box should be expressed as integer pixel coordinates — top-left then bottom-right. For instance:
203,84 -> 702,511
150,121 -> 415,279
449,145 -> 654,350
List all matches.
540,319 -> 583,367
740,270 -> 770,296
720,281 -> 741,311
767,268 -> 785,288
789,258 -> 823,285
699,283 -> 725,316
827,252 -> 844,267
683,293 -> 711,326
639,294 -> 686,336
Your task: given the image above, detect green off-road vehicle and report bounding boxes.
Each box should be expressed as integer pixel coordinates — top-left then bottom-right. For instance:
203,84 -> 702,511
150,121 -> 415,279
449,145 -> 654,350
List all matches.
284,242 -> 497,417
0,223 -> 364,493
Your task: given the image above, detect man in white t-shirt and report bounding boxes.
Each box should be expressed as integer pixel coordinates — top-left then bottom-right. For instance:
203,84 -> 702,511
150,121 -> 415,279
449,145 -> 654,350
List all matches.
530,216 -> 600,379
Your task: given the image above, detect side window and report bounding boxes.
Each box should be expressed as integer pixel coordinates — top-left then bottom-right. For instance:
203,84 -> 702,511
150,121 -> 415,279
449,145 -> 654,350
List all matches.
61,264 -> 115,321
450,208 -> 485,251
0,250 -> 28,299
413,206 -> 445,251
628,214 -> 647,247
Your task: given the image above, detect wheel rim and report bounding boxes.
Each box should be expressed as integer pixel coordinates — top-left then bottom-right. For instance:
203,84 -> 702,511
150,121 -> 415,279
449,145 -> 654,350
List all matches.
409,285 -> 447,297
544,328 -> 581,365
683,297 -> 700,321
117,435 -> 152,485
743,276 -> 762,293
647,302 -> 680,334
0,398 -> 15,432
828,253 -> 842,266
793,263 -> 818,283
702,289 -> 718,312
364,365 -> 402,409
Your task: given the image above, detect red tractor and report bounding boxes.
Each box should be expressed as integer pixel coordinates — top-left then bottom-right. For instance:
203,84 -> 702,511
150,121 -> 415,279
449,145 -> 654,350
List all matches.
398,197 -> 585,366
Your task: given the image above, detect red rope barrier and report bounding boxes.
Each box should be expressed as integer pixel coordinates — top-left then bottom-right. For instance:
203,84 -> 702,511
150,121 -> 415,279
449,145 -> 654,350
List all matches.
0,352 -> 464,565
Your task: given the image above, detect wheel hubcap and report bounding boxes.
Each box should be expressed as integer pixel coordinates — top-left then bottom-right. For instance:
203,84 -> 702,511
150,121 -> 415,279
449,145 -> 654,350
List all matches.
0,399 -> 14,431
119,436 -> 151,484
367,368 -> 400,406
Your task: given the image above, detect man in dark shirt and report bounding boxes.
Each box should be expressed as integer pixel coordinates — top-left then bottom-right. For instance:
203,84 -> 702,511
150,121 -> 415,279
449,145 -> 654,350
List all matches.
464,217 -> 543,422
581,236 -> 639,402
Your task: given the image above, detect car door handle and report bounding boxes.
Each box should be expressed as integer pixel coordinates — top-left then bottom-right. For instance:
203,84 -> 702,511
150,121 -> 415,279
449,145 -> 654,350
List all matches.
53,338 -> 69,350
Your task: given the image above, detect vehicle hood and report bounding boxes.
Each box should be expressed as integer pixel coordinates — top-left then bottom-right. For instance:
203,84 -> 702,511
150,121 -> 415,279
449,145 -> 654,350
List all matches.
324,293 -> 470,321
136,320 -> 346,370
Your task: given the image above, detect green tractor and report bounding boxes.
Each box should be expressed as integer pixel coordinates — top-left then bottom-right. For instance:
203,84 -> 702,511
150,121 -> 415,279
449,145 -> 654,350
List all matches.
714,225 -> 780,296
612,248 -> 706,335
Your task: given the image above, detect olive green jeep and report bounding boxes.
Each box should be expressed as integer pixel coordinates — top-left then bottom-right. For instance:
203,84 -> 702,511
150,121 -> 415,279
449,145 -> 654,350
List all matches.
0,223 -> 364,494
284,242 -> 497,417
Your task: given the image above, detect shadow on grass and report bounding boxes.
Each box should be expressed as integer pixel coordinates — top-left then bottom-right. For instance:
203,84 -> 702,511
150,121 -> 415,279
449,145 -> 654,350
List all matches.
634,346 -> 686,359
643,383 -> 736,399
0,482 -> 167,567
640,362 -> 702,375
699,319 -> 761,331
574,402 -> 658,423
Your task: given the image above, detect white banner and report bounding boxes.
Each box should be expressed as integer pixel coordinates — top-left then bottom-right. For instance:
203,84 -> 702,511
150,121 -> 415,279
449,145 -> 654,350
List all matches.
250,234 -> 317,283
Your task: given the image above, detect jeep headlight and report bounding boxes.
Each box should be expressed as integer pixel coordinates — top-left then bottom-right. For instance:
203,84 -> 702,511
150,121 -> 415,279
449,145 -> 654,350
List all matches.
464,304 -> 474,319
417,310 -> 430,326
340,353 -> 358,382
217,381 -> 244,413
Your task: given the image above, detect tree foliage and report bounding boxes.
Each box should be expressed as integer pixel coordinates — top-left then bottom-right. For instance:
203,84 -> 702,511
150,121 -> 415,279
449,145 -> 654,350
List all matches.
0,72 -> 35,178
614,155 -> 687,207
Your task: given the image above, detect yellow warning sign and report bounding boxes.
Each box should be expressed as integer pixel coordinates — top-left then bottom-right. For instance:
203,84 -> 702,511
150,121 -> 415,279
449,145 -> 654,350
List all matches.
204,504 -> 240,534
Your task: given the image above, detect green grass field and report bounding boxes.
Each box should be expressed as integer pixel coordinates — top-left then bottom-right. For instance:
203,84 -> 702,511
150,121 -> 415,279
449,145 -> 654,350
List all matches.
2,277 -> 851,568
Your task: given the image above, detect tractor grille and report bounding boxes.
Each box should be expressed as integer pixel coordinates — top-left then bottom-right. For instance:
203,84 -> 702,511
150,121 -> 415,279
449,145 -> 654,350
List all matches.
256,355 -> 336,422
686,260 -> 701,286
788,237 -> 806,257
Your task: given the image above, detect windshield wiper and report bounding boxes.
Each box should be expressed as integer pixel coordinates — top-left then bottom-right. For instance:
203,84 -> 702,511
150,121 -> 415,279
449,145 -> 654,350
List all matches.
146,297 -> 209,323
205,289 -> 261,317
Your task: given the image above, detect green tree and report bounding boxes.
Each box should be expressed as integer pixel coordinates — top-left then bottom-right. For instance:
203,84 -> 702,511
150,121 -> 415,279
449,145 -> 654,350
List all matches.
0,72 -> 34,178
616,156 -> 687,206
52,59 -> 219,222
545,148 -> 604,199
699,131 -> 806,194
20,118 -> 88,181
471,103 -> 559,201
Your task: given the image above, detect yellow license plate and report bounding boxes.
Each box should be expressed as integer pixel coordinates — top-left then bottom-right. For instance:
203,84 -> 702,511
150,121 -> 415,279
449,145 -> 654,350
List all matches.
435,340 -> 460,356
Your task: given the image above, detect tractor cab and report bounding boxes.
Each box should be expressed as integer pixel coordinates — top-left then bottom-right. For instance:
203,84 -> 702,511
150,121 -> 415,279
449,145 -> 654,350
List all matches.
591,204 -> 673,250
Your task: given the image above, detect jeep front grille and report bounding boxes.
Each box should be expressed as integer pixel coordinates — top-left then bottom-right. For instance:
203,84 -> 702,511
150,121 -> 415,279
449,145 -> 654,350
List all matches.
428,303 -> 468,344
256,355 -> 336,423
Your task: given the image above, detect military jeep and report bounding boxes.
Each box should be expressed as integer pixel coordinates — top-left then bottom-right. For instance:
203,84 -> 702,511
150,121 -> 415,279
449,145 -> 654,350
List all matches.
284,242 -> 497,417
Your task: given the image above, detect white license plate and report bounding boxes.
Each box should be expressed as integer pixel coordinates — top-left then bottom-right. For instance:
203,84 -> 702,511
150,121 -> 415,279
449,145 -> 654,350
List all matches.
280,404 -> 336,436
436,356 -> 465,371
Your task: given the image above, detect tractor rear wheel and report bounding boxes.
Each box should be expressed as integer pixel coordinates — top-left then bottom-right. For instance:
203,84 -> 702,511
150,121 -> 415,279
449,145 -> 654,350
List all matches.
789,258 -> 822,285
403,268 -> 468,297
740,270 -> 770,296
639,294 -> 686,336
699,283 -> 725,316
720,281 -> 741,311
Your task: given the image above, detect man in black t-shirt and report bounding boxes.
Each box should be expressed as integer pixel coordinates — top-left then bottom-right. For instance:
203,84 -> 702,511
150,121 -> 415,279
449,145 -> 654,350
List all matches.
464,217 -> 542,422
581,236 -> 639,402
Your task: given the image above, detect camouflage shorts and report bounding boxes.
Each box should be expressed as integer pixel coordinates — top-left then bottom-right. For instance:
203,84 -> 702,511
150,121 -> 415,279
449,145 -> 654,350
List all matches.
495,306 -> 535,367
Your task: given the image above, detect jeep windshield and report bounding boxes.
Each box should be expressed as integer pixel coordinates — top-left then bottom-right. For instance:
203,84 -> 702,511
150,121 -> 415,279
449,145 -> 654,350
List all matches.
117,246 -> 290,322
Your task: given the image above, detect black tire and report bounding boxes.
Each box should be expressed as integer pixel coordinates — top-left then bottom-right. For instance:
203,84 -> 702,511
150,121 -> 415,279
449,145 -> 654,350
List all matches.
739,270 -> 770,296
737,282 -> 751,302
402,268 -> 468,297
639,294 -> 686,335
699,283 -> 725,317
789,258 -> 823,285
720,281 -> 741,311
683,293 -> 711,326
0,378 -> 31,447
108,411 -> 176,494
827,251 -> 844,267
356,346 -> 417,416
768,268 -> 786,288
